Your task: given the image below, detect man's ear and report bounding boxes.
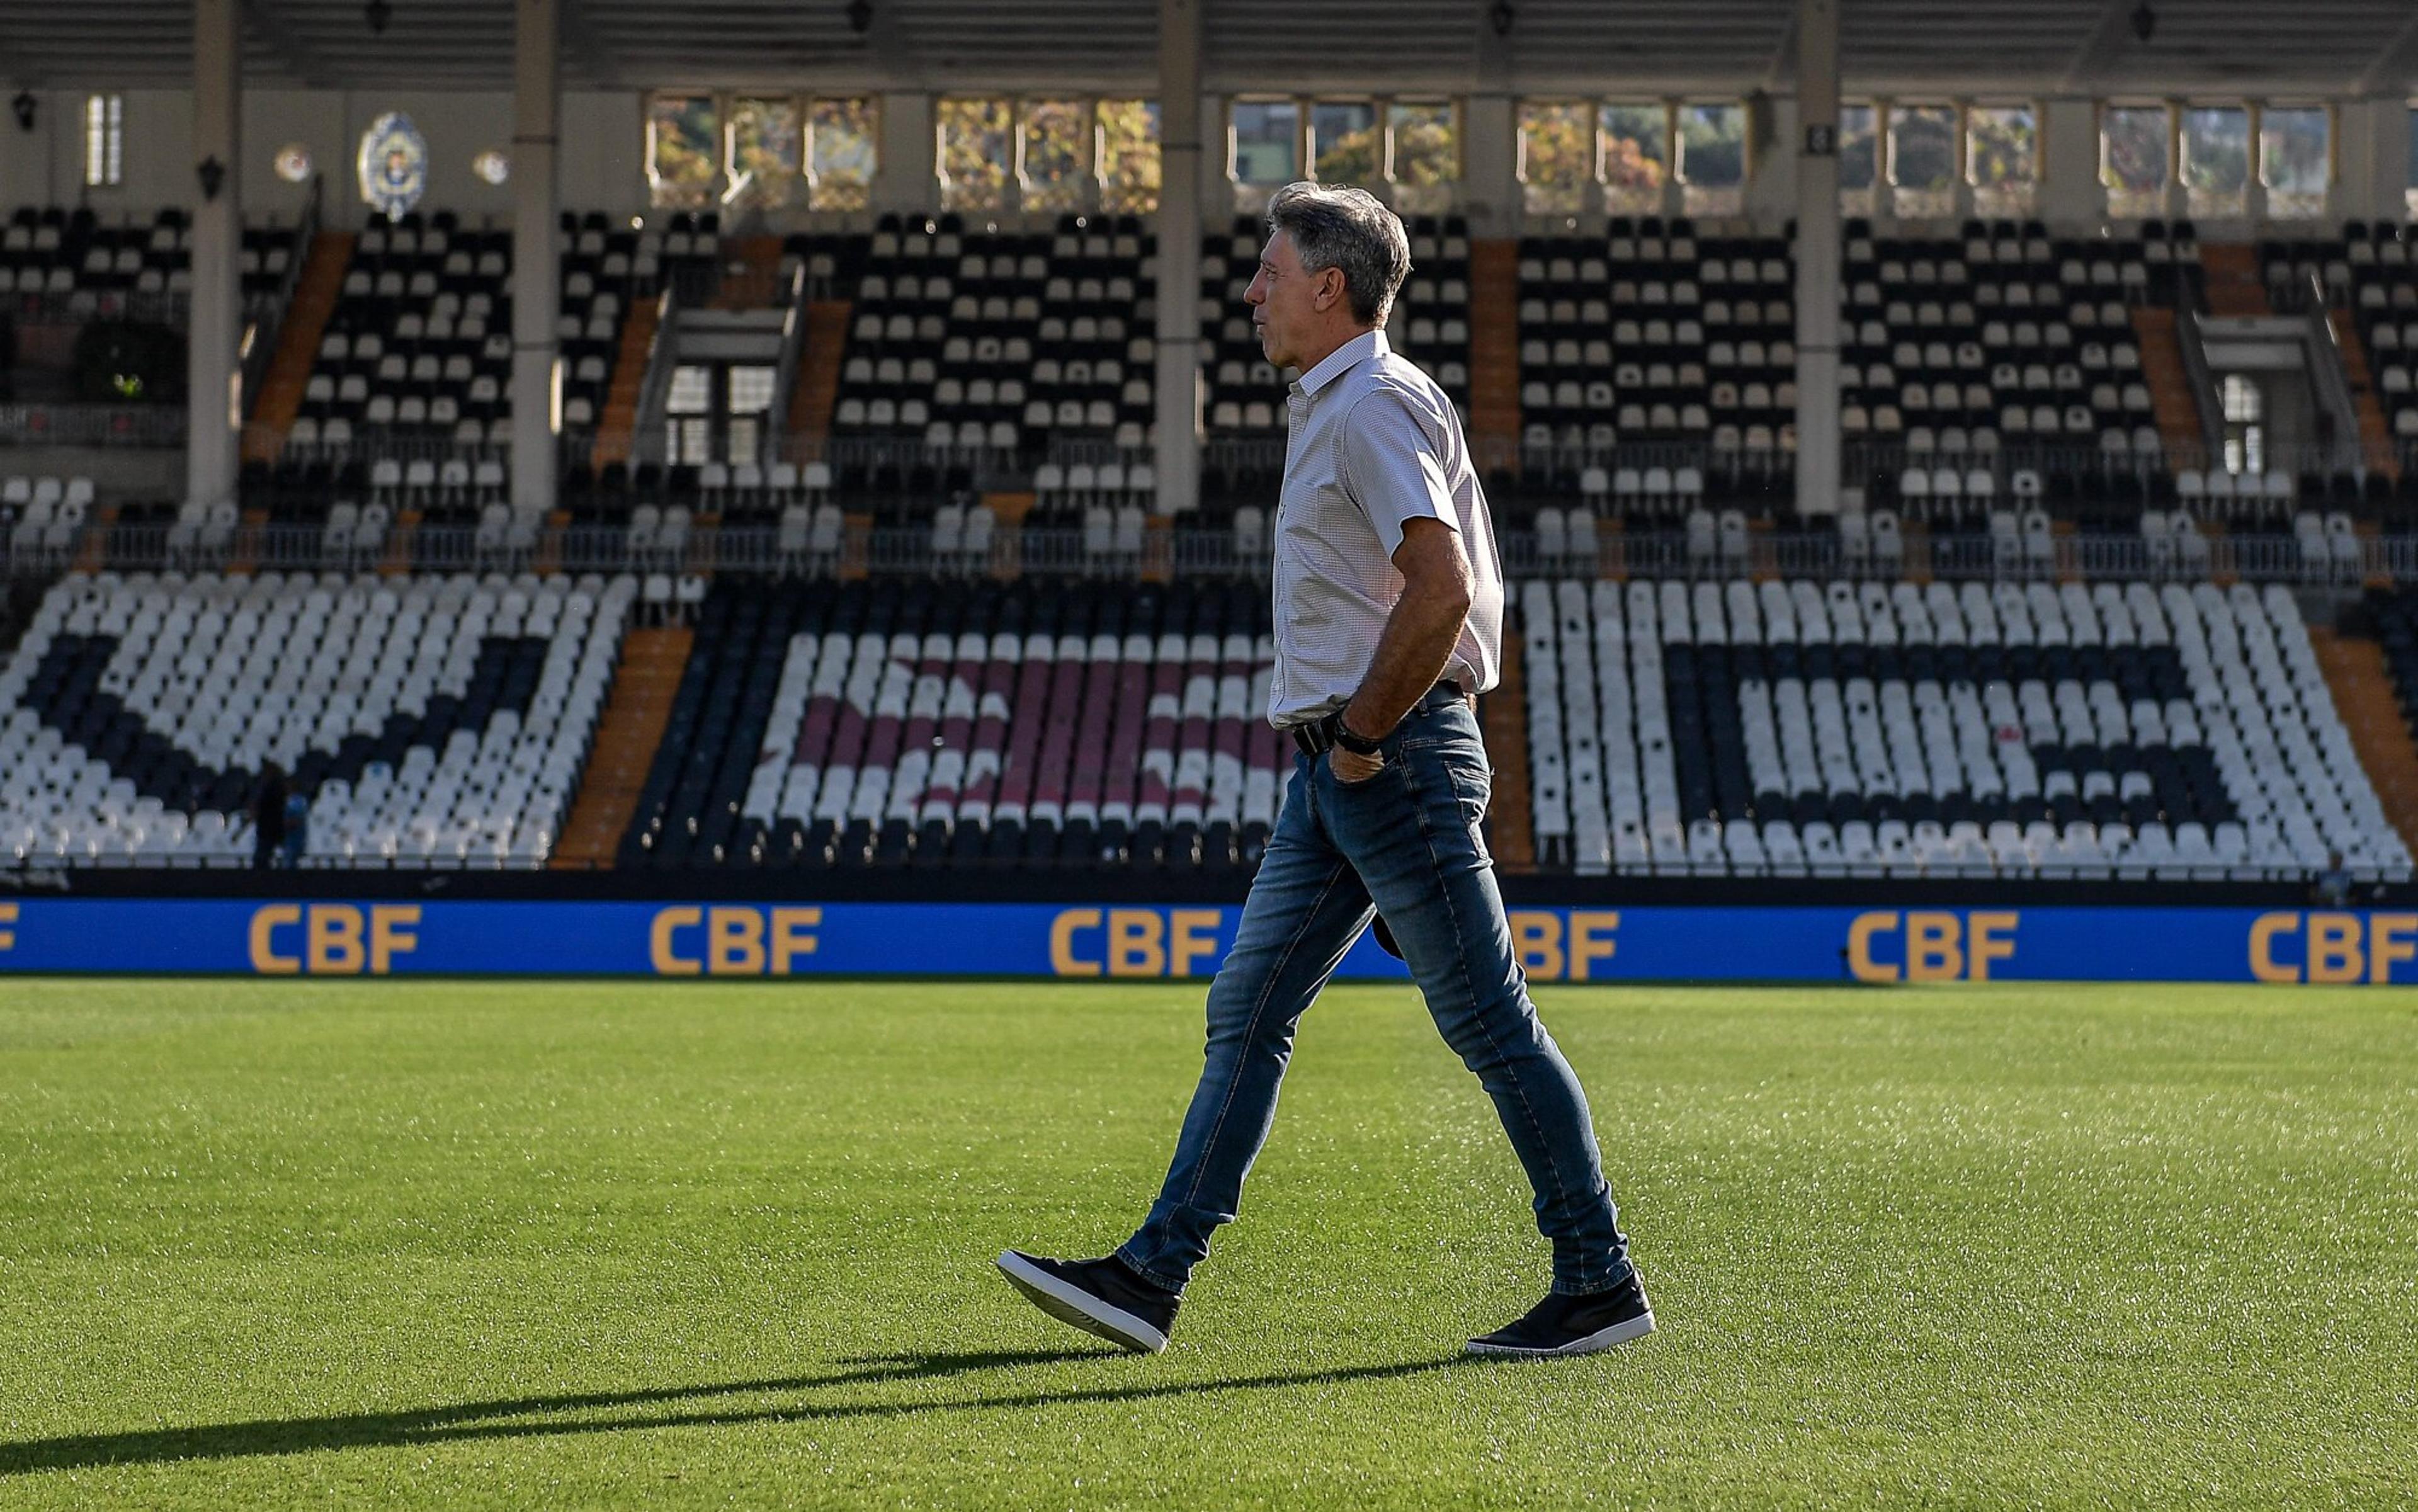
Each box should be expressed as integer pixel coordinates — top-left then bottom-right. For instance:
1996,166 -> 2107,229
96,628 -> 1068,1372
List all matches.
1313,266 -> 1346,313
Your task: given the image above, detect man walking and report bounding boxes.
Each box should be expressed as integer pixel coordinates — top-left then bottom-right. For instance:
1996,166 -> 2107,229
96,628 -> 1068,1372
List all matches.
999,183 -> 1648,1360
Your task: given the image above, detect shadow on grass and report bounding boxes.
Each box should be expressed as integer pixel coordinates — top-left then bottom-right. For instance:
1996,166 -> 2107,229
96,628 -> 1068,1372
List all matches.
0,1348 -> 1472,1477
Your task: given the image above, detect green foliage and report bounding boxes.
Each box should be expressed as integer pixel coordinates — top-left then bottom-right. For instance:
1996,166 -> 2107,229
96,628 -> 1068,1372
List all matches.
1,979 -> 2412,1508
648,95 -> 717,210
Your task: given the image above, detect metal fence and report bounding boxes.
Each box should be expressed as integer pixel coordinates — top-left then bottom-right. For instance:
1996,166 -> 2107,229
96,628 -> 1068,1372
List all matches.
35,518 -> 2418,588
0,403 -> 186,449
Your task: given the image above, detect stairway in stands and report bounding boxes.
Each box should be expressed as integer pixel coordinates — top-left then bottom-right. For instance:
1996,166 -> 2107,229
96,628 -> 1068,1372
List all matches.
785,300 -> 854,446
2325,310 -> 2400,479
2199,244 -> 2270,318
551,625 -> 693,868
242,230 -> 354,463
1479,630 -> 1536,872
1467,240 -> 1523,475
2309,625 -> 2418,854
589,295 -> 661,470
708,236 -> 785,309
2129,308 -> 2206,460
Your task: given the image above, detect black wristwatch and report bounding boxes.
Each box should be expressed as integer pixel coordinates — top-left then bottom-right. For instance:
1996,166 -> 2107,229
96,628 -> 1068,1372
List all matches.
1329,713 -> 1387,757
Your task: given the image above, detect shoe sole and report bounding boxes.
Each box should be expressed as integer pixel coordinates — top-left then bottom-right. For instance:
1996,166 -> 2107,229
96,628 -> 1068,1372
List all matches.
994,1250 -> 1169,1355
1466,1309 -> 1656,1358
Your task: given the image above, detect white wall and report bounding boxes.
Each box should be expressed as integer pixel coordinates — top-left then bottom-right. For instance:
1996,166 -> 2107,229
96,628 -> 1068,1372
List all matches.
1,85 -> 644,227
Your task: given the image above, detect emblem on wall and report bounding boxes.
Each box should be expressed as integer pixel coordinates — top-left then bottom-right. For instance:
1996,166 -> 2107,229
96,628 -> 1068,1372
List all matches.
357,111 -> 429,219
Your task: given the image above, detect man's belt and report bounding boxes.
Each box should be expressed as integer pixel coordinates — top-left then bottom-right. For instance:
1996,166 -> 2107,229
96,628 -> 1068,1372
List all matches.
1290,680 -> 1466,758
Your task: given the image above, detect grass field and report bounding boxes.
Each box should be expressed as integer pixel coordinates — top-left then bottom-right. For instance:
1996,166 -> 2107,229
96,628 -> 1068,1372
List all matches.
1,977 -> 2414,1509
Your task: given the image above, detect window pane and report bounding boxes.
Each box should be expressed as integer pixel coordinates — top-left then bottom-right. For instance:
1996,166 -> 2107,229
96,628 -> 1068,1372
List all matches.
1838,103 -> 1877,215
808,98 -> 877,212
1099,100 -> 1161,213
1311,99 -> 1380,187
1678,102 -> 1745,217
2102,105 -> 2168,219
1598,102 -> 1667,215
939,97 -> 1013,212
1232,99 -> 1300,186
2181,106 -> 2249,218
727,98 -> 800,210
1021,98 -> 1089,213
729,365 -> 776,414
1518,101 -> 1590,217
1967,104 -> 2036,218
1388,101 -> 1456,215
1099,101 -> 1162,212
1889,104 -> 1956,219
667,366 -> 712,413
648,95 -> 718,210
2259,106 -> 2327,220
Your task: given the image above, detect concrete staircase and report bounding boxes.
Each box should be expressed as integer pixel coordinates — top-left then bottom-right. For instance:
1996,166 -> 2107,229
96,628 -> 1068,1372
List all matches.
2308,625 -> 2418,854
785,299 -> 854,447
589,295 -> 661,470
2326,310 -> 2399,479
242,230 -> 354,463
1467,240 -> 1523,475
2129,307 -> 2207,461
551,625 -> 693,868
2199,244 -> 2270,319
1479,627 -> 1536,873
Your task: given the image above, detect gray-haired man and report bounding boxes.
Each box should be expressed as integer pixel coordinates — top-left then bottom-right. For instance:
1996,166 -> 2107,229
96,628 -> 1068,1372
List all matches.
1000,183 -> 1647,1359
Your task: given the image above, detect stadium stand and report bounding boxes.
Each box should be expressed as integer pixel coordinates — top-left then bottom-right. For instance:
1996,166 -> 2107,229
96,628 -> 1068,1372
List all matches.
0,570 -> 630,867
1516,575 -> 2412,882
618,577 -> 1282,873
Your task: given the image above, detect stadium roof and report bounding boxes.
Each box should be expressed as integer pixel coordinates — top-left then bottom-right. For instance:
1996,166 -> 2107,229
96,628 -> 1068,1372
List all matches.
3,0 -> 2414,98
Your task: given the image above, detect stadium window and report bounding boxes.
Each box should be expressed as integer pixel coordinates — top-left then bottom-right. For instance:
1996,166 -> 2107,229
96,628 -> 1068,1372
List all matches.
2101,103 -> 2169,220
2221,373 -> 2264,475
725,97 -> 801,211
1888,103 -> 1957,219
2409,103 -> 2418,219
1517,101 -> 1590,217
1311,99 -> 1380,188
1387,100 -> 1458,215
1598,101 -> 1669,216
647,94 -> 718,210
2258,105 -> 2328,221
84,94 -> 123,188
2181,105 -> 2250,219
1676,102 -> 1744,216
938,96 -> 1014,213
1020,98 -> 1091,213
726,364 -> 776,466
807,97 -> 877,213
1097,99 -> 1161,213
1837,103 -> 1878,217
1966,103 -> 2037,219
666,364 -> 713,465
1230,98 -> 1302,212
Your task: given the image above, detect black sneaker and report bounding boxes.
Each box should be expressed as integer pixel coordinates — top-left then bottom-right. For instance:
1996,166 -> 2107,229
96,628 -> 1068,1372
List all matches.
1467,1273 -> 1655,1358
995,1249 -> 1181,1355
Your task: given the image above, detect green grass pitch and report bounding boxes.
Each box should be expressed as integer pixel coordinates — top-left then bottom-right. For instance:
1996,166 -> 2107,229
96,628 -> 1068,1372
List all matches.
1,977 -> 2414,1508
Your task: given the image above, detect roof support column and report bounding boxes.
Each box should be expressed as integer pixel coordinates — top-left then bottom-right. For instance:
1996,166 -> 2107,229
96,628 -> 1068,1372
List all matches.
1793,0 -> 1842,518
186,0 -> 242,509
1153,0 -> 1203,517
511,0 -> 561,518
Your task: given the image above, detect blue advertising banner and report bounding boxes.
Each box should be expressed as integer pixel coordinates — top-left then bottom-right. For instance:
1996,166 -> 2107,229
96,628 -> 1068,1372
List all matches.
1,899 -> 2414,984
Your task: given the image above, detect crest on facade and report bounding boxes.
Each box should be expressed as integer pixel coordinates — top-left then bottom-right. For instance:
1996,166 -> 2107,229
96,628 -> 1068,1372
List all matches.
357,111 -> 429,219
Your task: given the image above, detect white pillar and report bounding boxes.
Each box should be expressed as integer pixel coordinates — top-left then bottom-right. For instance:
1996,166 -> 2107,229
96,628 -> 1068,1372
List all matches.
511,0 -> 560,517
1153,0 -> 1203,518
186,0 -> 242,508
875,93 -> 935,215
1793,0 -> 1842,517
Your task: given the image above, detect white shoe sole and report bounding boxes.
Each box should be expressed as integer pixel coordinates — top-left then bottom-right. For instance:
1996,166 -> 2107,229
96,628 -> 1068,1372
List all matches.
995,1250 -> 1169,1355
1466,1308 -> 1656,1358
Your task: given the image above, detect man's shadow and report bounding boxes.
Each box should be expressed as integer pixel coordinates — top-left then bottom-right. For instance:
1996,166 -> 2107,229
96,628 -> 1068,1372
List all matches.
0,1350 -> 1471,1477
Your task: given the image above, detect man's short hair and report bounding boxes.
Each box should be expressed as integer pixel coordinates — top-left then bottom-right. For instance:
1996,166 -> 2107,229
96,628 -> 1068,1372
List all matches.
1264,181 -> 1412,328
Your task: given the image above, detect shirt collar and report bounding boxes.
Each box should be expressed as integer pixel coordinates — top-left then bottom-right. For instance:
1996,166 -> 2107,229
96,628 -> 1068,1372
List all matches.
1290,327 -> 1388,401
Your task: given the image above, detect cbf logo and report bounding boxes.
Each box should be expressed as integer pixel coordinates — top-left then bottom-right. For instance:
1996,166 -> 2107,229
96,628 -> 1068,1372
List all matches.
357,111 -> 428,219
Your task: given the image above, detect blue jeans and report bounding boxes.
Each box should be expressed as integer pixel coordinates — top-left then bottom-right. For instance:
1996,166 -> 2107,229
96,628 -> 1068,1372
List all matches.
1118,688 -> 1632,1296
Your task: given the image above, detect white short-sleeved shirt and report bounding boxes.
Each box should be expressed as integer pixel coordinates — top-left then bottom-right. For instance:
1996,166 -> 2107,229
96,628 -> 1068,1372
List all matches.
1266,328 -> 1503,727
